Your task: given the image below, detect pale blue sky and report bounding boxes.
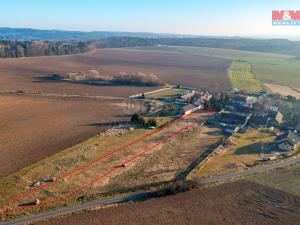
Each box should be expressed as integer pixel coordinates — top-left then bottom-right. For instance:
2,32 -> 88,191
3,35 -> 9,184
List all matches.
1,0 -> 300,37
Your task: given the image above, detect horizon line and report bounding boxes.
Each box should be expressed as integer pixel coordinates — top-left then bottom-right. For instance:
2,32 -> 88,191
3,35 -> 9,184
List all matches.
1,26 -> 300,41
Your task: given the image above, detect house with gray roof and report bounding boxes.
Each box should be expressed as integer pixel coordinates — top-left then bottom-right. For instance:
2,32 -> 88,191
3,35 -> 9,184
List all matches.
275,130 -> 300,152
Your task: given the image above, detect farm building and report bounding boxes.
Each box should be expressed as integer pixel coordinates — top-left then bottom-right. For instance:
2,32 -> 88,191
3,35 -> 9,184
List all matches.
181,91 -> 195,101
249,114 -> 270,127
269,111 -> 283,126
193,92 -> 212,103
231,95 -> 247,105
217,111 -> 250,134
232,104 -> 252,117
262,99 -> 281,112
275,130 -> 300,152
232,95 -> 259,106
218,112 -> 247,125
181,104 -> 202,115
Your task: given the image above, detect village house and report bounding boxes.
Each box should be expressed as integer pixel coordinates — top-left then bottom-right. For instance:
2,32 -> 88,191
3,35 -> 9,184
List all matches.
249,91 -> 267,98
231,95 -> 247,105
249,114 -> 270,128
217,112 -> 250,134
269,111 -> 283,126
181,90 -> 195,101
232,95 -> 259,107
193,100 -> 203,106
232,104 -> 252,117
263,98 -> 281,112
193,92 -> 212,103
181,104 -> 202,115
175,98 -> 188,106
275,130 -> 300,152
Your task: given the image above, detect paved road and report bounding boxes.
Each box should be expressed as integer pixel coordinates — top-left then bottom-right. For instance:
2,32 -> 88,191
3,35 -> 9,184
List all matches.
202,156 -> 300,184
1,192 -> 153,225
2,157 -> 300,225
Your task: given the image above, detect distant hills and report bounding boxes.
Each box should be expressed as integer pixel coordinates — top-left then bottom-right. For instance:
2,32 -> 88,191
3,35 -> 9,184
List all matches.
1,27 -> 300,58
0,27 -> 198,41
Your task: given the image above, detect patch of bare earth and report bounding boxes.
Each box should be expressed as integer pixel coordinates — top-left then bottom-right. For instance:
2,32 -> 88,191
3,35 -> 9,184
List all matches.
40,181 -> 300,225
265,83 -> 300,99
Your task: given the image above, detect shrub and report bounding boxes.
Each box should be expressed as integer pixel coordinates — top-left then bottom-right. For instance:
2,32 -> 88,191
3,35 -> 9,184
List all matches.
146,118 -> 157,127
54,70 -> 164,86
154,180 -> 197,197
130,113 -> 145,126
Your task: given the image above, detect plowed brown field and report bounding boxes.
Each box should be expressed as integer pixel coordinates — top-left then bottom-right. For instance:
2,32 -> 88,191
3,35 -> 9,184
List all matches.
41,181 -> 300,225
0,48 -> 231,96
0,95 -> 127,177
0,47 -> 231,176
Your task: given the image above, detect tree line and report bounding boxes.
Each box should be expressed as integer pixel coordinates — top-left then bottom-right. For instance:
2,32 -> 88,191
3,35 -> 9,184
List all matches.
1,36 -> 300,58
0,40 -> 92,58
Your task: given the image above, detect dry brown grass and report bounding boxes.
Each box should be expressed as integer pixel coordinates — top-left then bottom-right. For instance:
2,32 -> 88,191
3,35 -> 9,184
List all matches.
0,112 -> 220,221
196,128 -> 277,177
106,123 -> 222,189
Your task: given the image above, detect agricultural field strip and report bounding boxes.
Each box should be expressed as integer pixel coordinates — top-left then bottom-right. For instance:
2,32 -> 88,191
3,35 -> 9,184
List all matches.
228,61 -> 264,92
0,109 -> 213,215
163,46 -> 300,90
0,90 -> 128,100
129,86 -> 172,98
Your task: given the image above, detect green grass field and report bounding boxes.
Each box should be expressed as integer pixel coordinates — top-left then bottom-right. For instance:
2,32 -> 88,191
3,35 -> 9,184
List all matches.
228,61 -> 264,93
247,162 -> 300,197
146,88 -> 183,98
162,46 -> 300,89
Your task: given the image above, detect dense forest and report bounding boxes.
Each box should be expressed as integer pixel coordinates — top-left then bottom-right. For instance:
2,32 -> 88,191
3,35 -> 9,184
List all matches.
0,40 -> 92,58
104,37 -> 300,56
158,38 -> 300,56
0,38 -> 158,58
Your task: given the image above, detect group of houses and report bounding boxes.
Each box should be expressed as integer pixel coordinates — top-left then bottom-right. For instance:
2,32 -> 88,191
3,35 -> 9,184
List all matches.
217,94 -> 284,132
169,89 -> 300,153
178,90 -> 212,115
215,93 -> 300,152
216,94 -> 261,134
